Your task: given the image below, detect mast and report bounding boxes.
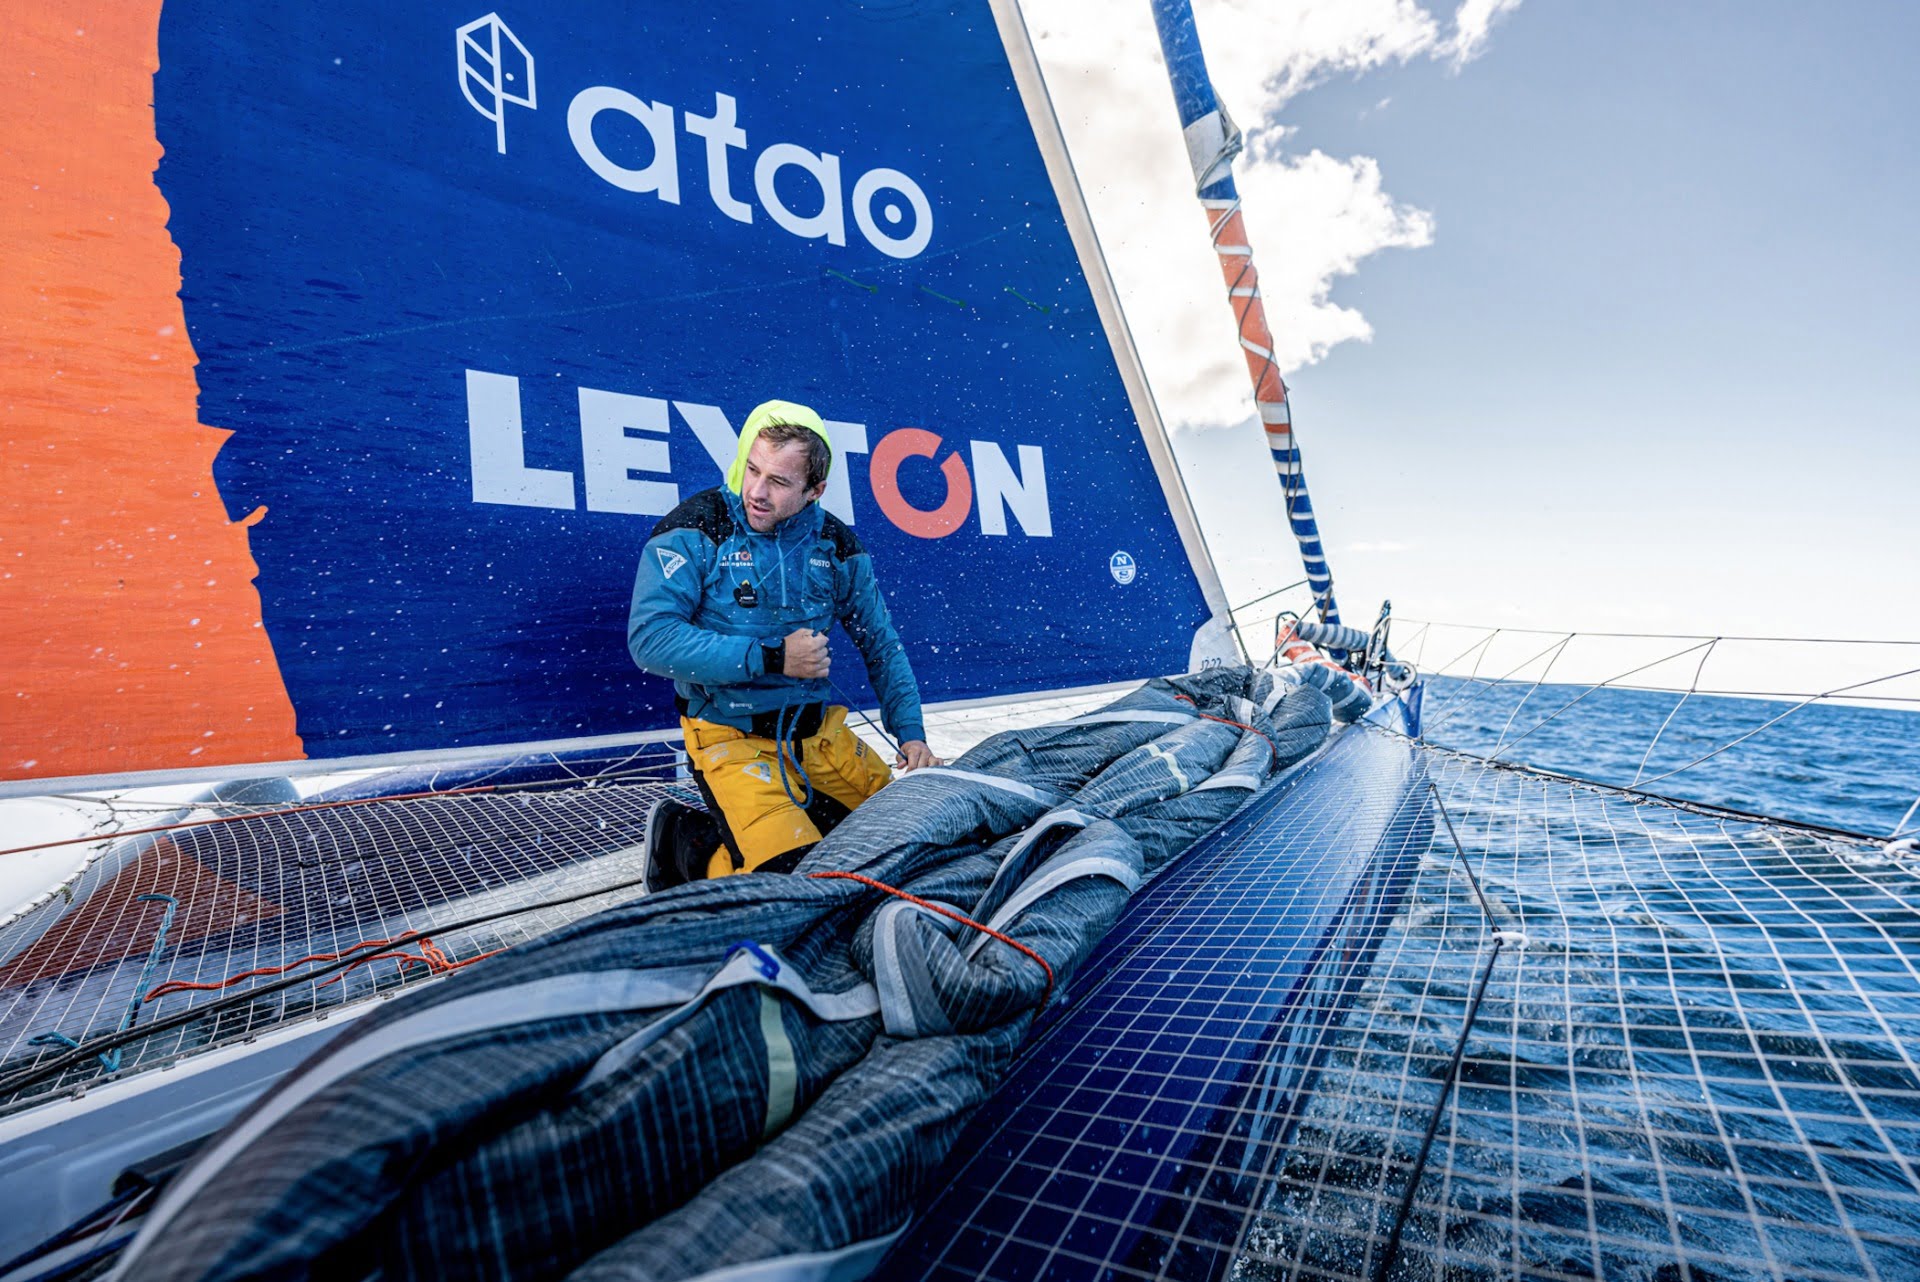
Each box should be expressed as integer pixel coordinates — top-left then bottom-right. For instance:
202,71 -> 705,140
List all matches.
1149,0 -> 1343,627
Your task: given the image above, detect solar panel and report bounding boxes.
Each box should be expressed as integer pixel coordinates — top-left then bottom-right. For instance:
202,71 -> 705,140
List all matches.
887,712 -> 1432,1278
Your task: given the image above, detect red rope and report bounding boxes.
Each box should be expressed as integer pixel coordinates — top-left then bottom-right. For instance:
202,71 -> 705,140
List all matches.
144,934 -> 503,1002
807,871 -> 1054,1004
1172,694 -> 1278,764
314,937 -> 505,989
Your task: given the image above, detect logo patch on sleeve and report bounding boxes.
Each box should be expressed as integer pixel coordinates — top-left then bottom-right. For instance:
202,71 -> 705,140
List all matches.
655,547 -> 688,580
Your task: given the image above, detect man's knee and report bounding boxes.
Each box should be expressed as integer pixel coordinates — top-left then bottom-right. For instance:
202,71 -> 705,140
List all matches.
805,708 -> 894,811
681,717 -> 821,876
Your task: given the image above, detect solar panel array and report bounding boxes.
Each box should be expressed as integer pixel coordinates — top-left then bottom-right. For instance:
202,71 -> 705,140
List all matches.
891,723 -> 1920,1281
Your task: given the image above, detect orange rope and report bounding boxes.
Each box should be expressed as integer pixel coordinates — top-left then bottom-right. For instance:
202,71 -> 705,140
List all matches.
807,870 -> 1054,1004
1172,694 -> 1278,764
144,934 -> 503,1002
315,937 -> 505,989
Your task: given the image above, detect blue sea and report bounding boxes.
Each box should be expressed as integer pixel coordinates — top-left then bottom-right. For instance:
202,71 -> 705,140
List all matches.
1417,675 -> 1920,838
1238,676 -> 1920,1280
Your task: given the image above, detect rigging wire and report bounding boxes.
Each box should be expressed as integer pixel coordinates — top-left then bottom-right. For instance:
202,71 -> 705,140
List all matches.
1630,639 -> 1720,787
1418,631 -> 1576,736
1370,722 -> 1899,847
1487,639 -> 1719,761
1635,665 -> 1920,788
0,858 -> 664,1103
1373,783 -> 1513,1282
1484,632 -> 1575,756
1422,628 -> 1502,707
33,749 -> 686,816
1894,794 -> 1920,842
1397,628 -> 1920,837
1397,620 -> 1920,647
0,759 -> 685,861
1227,579 -> 1310,617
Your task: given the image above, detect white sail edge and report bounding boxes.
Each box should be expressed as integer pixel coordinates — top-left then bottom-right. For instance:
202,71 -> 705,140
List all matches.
987,0 -> 1242,670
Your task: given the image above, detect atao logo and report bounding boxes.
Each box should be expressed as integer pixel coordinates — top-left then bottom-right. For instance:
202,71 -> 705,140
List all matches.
455,12 -> 932,259
457,14 -> 535,154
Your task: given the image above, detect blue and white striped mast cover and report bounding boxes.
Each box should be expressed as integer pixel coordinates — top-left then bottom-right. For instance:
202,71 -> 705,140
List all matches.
1149,0 -> 1342,627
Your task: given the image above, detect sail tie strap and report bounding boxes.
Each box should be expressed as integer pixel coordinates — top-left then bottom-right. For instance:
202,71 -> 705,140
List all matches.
1171,694 -> 1277,765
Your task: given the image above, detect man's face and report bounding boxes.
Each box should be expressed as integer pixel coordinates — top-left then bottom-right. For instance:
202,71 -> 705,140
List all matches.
740,435 -> 825,532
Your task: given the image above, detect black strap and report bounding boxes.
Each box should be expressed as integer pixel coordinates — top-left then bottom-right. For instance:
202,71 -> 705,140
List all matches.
684,766 -> 746,874
676,696 -> 825,743
750,702 -> 825,741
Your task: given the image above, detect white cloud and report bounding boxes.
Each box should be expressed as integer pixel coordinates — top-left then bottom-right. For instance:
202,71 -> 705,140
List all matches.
1023,0 -> 1518,430
1446,0 -> 1525,66
1348,540 -> 1414,553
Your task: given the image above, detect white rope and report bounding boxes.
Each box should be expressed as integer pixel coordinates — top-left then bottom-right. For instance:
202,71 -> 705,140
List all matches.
1629,638 -> 1719,786
1636,665 -> 1920,787
1892,793 -> 1920,841
1488,637 -> 1718,762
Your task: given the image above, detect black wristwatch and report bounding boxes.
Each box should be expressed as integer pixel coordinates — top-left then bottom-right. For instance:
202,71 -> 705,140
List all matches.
761,640 -> 787,676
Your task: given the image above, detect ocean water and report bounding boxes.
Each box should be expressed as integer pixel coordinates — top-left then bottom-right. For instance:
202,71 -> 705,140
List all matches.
1235,678 -> 1920,1280
1418,676 -> 1920,838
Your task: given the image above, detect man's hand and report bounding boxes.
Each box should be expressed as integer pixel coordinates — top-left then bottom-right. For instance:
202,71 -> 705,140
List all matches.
782,628 -> 831,678
895,739 -> 940,772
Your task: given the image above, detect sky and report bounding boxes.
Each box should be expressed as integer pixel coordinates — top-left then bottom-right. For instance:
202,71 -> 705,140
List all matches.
1025,0 -> 1920,677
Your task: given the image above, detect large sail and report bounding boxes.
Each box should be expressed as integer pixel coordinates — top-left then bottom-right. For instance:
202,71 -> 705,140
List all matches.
1,0 -> 1234,795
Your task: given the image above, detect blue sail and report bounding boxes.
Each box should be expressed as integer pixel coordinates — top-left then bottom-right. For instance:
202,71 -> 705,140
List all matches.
2,0 -> 1233,792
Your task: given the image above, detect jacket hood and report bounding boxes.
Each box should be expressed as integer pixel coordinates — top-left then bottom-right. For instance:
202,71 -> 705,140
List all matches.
725,400 -> 833,495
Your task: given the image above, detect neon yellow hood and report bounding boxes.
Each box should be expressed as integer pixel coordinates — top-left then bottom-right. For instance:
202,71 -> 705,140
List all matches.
726,400 -> 833,494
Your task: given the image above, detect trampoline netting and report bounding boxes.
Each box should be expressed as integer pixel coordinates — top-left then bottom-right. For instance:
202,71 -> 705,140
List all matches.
897,722 -> 1920,1282
0,767 -> 691,1111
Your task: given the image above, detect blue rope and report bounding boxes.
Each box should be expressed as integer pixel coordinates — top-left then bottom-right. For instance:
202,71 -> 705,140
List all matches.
775,702 -> 814,811
771,667 -> 915,814
122,893 -> 179,1024
30,892 -> 177,1074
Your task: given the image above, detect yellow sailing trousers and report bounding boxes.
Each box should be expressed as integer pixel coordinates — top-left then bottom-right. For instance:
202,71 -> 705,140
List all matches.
679,706 -> 893,878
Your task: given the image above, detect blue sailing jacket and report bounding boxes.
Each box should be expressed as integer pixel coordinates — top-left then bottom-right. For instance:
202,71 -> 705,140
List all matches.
628,487 -> 927,744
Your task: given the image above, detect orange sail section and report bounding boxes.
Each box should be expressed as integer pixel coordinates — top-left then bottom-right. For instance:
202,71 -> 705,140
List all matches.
0,837 -> 285,990
0,5 -> 303,785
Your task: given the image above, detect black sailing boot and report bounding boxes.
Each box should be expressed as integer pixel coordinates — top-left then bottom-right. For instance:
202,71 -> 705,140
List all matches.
641,797 -> 723,893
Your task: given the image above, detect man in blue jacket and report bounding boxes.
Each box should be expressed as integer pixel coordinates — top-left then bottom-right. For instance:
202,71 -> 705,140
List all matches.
629,399 -> 937,886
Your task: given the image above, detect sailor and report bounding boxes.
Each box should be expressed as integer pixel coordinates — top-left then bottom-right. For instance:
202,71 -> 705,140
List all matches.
628,399 -> 939,888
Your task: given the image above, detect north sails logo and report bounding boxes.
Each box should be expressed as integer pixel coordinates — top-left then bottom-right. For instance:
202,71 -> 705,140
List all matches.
458,13 -> 536,154
655,547 -> 688,579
